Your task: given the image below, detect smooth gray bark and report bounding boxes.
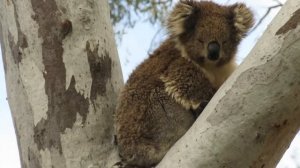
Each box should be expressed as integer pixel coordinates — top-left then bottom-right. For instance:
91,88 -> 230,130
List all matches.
0,0 -> 123,167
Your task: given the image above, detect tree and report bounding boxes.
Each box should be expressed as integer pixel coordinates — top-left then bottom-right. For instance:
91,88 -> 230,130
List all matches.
0,0 -> 299,168
0,0 -> 123,167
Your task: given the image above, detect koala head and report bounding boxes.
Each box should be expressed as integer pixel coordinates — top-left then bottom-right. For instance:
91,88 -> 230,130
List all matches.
167,0 -> 254,67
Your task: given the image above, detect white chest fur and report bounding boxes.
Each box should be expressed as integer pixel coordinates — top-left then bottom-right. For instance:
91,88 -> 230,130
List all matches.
201,60 -> 237,88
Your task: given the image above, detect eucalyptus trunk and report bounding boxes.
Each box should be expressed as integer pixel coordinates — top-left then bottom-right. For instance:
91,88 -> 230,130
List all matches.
0,0 -> 123,167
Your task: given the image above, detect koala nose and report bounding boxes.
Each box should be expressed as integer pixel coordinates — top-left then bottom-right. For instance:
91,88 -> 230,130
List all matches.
207,41 -> 220,61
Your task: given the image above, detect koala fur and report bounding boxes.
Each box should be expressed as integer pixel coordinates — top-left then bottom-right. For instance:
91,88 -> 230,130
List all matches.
115,1 -> 254,167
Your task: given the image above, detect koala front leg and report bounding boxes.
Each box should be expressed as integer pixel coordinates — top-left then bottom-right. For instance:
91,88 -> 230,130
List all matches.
160,57 -> 216,116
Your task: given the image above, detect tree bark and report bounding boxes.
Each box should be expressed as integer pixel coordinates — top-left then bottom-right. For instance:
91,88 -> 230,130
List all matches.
0,0 -> 123,167
157,0 -> 300,167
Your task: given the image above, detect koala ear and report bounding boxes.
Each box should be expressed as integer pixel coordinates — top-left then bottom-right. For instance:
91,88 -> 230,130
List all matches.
231,3 -> 254,39
167,0 -> 198,37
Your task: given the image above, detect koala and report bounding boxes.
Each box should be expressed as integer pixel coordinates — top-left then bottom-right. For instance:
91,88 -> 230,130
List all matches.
115,1 -> 254,167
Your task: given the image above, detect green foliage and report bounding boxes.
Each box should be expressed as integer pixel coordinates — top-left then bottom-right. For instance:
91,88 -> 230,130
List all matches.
109,0 -> 173,33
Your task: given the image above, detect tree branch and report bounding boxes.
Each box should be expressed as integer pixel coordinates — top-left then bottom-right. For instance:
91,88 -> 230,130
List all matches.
250,3 -> 283,33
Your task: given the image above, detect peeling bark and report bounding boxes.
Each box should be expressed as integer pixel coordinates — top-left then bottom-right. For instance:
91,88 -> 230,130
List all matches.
157,0 -> 300,167
276,8 -> 300,35
8,0 -> 28,64
0,0 -> 123,167
86,41 -> 112,100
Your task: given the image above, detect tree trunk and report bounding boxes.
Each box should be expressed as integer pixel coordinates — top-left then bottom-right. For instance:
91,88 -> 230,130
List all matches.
0,0 -> 123,167
157,0 -> 300,167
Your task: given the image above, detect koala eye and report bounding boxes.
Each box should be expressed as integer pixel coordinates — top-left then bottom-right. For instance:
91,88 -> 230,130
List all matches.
198,39 -> 204,44
222,40 -> 228,45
